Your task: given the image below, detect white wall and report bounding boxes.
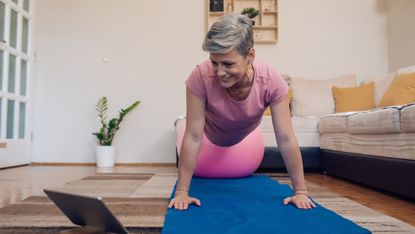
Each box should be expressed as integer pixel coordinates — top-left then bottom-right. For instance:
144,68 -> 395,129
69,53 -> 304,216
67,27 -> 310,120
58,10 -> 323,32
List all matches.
260,0 -> 389,81
32,0 -> 389,163
386,0 -> 415,72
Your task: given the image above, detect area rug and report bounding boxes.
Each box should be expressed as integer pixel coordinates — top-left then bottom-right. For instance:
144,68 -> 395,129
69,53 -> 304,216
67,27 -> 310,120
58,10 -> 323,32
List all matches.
163,175 -> 370,234
0,172 -> 414,233
0,173 -> 171,233
271,174 -> 415,233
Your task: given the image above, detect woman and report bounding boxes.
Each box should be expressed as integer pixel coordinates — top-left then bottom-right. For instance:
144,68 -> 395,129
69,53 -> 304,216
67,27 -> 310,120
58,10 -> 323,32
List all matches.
168,14 -> 316,211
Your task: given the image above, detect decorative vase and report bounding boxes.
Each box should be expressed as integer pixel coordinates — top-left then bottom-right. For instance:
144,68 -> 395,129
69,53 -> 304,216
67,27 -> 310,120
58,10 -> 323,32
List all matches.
95,145 -> 116,168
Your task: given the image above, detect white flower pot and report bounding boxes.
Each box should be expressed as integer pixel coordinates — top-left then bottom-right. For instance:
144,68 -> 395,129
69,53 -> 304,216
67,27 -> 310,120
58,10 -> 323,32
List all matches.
96,145 -> 116,168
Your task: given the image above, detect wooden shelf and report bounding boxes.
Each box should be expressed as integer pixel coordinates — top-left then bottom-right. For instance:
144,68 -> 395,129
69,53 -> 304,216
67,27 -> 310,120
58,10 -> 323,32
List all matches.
209,12 -> 226,17
253,26 -> 277,30
255,40 -> 278,44
207,0 -> 278,44
263,11 -> 277,15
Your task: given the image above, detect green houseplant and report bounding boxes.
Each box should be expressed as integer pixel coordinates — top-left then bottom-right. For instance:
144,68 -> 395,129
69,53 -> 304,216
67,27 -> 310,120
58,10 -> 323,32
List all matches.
93,96 -> 140,145
93,97 -> 140,167
241,7 -> 259,25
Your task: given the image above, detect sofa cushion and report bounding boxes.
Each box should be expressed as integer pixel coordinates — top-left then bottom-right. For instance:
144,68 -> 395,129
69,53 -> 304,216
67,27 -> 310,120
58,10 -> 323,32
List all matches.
401,103 -> 415,133
348,107 -> 402,134
378,72 -> 415,107
261,116 -> 319,147
291,116 -> 320,147
291,116 -> 320,133
318,112 -> 358,134
365,73 -> 396,107
290,75 -> 357,116
320,133 -> 415,161
261,116 -> 319,133
332,82 -> 375,113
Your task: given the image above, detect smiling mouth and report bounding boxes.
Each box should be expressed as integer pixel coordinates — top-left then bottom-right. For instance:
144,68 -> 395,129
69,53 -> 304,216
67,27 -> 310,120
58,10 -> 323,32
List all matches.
219,75 -> 232,82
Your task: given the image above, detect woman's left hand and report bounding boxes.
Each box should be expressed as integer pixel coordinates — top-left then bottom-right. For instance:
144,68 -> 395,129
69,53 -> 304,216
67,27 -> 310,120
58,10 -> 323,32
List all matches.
283,194 -> 316,209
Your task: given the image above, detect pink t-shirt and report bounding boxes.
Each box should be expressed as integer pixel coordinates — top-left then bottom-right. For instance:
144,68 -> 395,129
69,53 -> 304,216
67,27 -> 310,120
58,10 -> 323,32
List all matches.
185,59 -> 288,146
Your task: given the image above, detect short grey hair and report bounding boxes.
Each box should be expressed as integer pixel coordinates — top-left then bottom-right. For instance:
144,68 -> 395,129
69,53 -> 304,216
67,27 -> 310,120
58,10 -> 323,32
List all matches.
202,14 -> 254,57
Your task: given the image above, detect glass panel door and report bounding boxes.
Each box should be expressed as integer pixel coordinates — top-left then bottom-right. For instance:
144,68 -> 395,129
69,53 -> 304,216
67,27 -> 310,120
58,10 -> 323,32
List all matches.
9,9 -> 17,48
0,0 -> 34,168
0,2 -> 5,43
7,54 -> 16,93
6,99 -> 14,139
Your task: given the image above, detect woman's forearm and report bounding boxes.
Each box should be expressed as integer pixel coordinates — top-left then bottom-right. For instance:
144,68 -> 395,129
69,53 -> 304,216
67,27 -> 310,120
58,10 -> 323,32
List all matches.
176,133 -> 202,193
279,140 -> 307,192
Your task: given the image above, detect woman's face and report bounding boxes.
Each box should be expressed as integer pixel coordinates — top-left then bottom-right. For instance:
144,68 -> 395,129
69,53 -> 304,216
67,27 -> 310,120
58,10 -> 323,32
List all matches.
210,49 -> 255,89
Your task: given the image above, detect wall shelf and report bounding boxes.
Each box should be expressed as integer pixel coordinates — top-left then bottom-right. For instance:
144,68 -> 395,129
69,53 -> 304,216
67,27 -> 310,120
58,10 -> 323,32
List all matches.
263,11 -> 277,15
209,12 -> 226,17
253,26 -> 277,29
207,0 -> 278,44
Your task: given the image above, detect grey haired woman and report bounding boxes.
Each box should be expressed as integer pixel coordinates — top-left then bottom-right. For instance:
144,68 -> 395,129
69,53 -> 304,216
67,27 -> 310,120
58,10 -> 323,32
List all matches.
169,14 -> 315,211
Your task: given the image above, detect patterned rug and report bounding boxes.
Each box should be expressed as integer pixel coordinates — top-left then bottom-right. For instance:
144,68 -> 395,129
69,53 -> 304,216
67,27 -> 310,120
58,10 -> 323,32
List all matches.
270,174 -> 415,234
0,172 -> 413,233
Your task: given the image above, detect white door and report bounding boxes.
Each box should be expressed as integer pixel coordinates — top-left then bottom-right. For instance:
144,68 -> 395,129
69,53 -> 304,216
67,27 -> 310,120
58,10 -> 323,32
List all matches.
0,0 -> 34,168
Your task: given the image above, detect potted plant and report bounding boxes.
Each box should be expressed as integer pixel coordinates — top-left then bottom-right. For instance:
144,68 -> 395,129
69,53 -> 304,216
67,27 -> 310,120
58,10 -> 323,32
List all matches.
92,97 -> 140,167
241,7 -> 259,25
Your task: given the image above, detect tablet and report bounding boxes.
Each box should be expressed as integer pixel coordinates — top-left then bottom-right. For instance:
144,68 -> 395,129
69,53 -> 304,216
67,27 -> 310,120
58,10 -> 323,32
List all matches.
44,189 -> 129,234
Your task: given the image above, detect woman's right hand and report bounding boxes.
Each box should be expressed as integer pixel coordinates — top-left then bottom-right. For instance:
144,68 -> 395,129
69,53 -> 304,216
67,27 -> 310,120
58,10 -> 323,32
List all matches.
168,191 -> 201,210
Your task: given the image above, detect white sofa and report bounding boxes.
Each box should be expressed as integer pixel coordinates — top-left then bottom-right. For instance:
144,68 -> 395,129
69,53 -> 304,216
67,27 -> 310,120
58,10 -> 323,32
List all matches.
317,103 -> 415,200
259,73 -> 358,170
259,66 -> 415,199
261,116 -> 320,148
259,116 -> 321,170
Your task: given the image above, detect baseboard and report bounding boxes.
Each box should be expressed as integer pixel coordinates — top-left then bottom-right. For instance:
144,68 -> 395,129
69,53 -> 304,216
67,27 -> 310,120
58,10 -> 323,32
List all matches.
0,164 -> 30,170
116,163 -> 176,167
30,162 -> 176,167
31,162 -> 96,166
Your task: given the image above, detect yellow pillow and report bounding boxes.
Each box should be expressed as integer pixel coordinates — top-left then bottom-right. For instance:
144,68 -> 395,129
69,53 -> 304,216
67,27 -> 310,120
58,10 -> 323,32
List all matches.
264,88 -> 293,116
263,106 -> 272,116
378,72 -> 415,107
332,82 -> 375,113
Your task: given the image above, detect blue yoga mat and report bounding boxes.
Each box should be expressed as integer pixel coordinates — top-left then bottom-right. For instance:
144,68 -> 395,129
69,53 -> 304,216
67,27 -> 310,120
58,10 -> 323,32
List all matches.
162,175 -> 371,234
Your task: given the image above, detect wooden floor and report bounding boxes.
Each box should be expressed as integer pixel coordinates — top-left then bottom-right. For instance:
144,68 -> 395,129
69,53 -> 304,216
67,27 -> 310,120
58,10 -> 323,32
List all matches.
0,165 -> 414,226
305,173 -> 415,226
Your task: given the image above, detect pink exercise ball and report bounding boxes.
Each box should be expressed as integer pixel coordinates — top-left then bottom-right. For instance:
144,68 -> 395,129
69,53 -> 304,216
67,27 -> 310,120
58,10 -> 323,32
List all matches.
176,122 -> 264,178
